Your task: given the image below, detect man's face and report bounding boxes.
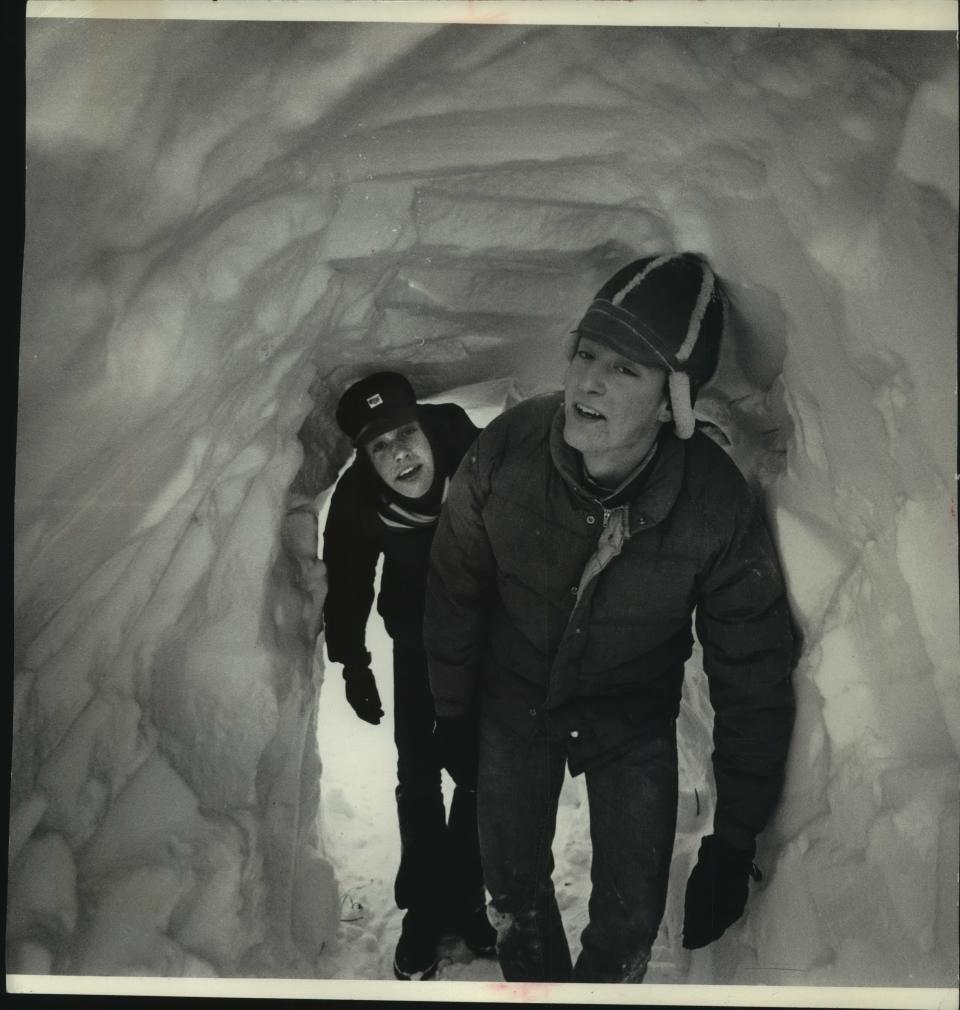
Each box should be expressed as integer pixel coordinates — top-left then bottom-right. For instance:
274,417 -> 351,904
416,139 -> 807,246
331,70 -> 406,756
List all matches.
563,336 -> 671,483
364,420 -> 435,498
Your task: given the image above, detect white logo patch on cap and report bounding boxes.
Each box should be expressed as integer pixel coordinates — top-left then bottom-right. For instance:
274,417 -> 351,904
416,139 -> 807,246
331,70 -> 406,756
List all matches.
366,393 -> 383,408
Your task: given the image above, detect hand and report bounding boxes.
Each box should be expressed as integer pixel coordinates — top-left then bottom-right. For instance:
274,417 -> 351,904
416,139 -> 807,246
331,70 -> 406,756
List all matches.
296,558 -> 326,644
281,509 -> 318,563
682,834 -> 761,950
343,666 -> 384,725
433,714 -> 479,786
279,508 -> 325,647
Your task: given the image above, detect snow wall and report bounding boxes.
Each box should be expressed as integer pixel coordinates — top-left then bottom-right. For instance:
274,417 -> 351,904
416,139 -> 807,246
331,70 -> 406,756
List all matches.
12,18 -> 959,985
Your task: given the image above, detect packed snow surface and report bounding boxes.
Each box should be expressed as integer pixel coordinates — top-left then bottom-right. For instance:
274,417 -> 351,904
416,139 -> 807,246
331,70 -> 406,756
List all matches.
13,16 -> 958,990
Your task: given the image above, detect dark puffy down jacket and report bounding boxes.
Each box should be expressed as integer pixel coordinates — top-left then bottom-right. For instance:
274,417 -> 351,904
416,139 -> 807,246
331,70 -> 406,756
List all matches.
424,392 -> 796,849
322,402 -> 480,666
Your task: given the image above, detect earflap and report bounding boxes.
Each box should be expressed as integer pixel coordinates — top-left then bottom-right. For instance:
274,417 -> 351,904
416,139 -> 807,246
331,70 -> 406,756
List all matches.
668,370 -> 696,440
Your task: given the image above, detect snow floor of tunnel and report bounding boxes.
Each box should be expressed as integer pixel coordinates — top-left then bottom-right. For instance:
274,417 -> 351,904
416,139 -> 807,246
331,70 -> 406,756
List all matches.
311,378 -> 710,982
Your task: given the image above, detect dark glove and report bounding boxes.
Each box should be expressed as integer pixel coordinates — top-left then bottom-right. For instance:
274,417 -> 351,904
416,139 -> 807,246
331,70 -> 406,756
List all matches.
343,666 -> 384,725
682,834 -> 762,950
433,714 -> 479,786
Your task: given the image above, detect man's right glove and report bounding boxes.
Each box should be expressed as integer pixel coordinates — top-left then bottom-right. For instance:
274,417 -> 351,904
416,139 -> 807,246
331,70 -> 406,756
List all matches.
681,834 -> 762,950
343,666 -> 384,725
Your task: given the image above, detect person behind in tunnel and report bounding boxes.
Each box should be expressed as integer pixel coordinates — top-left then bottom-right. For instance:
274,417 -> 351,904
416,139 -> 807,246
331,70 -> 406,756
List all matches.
424,253 -> 797,983
319,370 -> 496,981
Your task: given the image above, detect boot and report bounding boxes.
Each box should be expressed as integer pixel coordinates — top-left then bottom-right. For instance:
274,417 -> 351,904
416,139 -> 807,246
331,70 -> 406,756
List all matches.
451,903 -> 497,957
393,908 -> 442,980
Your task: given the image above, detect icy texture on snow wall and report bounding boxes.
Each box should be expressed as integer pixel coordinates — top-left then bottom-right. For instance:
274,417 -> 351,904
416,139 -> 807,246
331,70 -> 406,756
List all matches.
12,18 -> 958,985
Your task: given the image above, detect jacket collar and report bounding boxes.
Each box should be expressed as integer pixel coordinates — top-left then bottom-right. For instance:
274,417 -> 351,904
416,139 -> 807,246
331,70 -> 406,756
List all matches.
548,398 -> 686,534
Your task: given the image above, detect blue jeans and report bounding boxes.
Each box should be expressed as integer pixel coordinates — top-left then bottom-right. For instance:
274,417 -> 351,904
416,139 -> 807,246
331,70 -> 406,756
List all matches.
477,714 -> 678,982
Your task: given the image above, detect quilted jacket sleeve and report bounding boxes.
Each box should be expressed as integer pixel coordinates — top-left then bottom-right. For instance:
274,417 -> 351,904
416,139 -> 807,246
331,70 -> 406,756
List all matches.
695,480 -> 797,852
424,443 -> 497,718
321,468 -> 380,669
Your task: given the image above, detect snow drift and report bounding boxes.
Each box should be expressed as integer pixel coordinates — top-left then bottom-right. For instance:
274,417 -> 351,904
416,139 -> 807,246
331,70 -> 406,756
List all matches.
12,17 -> 959,987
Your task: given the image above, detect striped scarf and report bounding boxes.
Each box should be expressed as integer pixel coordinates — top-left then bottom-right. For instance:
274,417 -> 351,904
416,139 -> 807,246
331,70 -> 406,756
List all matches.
376,477 -> 451,531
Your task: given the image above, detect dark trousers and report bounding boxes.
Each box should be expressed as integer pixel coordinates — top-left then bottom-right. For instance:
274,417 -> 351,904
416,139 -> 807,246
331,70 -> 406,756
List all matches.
477,715 -> 678,982
392,641 -> 485,920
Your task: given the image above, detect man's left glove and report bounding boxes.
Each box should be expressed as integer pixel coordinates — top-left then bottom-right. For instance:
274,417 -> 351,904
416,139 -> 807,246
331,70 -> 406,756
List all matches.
433,714 -> 479,787
682,834 -> 762,950
343,666 -> 384,725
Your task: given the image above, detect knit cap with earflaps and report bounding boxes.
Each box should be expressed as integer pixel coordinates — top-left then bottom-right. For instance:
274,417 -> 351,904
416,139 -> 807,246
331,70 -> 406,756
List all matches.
567,252 -> 726,439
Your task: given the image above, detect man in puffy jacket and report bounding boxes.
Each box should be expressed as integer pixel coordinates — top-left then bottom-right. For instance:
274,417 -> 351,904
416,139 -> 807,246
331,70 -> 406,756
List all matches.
424,253 -> 796,983
320,371 -> 495,980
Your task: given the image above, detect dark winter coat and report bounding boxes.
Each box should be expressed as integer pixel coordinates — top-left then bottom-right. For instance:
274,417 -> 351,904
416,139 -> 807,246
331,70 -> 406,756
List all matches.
424,392 -> 796,849
322,403 -> 481,667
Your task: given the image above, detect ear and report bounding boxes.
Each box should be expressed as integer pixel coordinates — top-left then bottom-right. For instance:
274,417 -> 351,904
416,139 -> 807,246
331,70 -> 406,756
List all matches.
562,329 -> 580,360
656,396 -> 673,423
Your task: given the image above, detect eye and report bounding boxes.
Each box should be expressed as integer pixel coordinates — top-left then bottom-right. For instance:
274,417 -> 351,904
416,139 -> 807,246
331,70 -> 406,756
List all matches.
615,364 -> 637,377
576,348 -> 594,361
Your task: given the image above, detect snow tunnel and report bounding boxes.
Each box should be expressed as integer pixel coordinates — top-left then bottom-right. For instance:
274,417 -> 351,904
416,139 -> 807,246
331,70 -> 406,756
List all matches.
11,15 -> 960,988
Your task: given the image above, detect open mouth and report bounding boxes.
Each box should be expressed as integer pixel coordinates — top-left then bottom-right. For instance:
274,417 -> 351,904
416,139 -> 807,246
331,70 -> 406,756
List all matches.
395,463 -> 422,482
573,402 -> 606,421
